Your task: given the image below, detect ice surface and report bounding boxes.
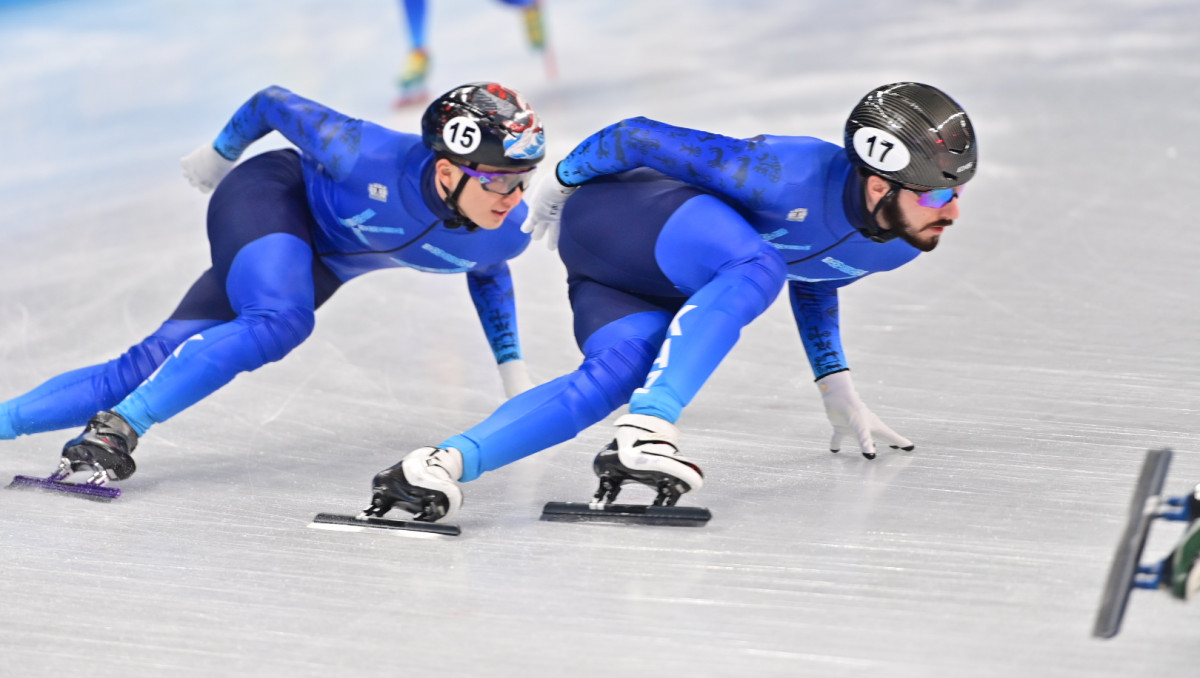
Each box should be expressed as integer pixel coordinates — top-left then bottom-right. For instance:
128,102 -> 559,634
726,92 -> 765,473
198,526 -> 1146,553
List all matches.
1,1 -> 1198,676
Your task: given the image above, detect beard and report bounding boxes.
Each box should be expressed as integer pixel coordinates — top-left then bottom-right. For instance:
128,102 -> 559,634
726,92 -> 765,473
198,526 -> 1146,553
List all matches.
878,195 -> 952,253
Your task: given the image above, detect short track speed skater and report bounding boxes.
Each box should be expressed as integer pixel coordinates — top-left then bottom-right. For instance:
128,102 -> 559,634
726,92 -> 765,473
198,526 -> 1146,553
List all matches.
1093,448 -> 1200,638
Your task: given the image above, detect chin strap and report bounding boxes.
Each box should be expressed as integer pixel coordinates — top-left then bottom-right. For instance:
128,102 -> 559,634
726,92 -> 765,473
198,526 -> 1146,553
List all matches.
862,182 -> 899,243
440,162 -> 481,231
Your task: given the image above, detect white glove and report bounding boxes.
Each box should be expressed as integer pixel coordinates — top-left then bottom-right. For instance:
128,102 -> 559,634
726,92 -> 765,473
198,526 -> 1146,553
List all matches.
816,370 -> 913,460
497,359 -> 535,399
180,144 -> 236,194
520,168 -> 577,251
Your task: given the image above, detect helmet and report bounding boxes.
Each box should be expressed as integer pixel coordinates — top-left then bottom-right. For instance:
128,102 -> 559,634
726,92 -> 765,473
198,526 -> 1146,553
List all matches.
844,82 -> 976,190
421,82 -> 545,169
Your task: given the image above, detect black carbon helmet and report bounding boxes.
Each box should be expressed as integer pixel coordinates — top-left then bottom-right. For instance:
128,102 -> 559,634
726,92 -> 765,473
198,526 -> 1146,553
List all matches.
421,82 -> 545,169
844,82 -> 976,190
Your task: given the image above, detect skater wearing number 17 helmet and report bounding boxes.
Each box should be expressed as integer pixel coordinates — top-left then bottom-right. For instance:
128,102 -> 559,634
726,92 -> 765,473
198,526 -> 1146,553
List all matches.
0,82 -> 545,495
368,82 -> 976,524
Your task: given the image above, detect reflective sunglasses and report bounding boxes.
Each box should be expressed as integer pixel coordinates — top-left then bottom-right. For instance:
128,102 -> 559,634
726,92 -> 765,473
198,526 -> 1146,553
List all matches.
458,164 -> 538,195
903,185 -> 962,209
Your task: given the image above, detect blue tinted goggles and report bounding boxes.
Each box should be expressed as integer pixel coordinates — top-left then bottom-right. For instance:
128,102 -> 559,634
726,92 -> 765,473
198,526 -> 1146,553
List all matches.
458,164 -> 538,195
904,185 -> 962,208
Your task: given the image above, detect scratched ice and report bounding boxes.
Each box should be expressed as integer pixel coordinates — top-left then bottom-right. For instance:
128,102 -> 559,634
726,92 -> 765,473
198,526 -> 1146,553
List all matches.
1,1 -> 1198,677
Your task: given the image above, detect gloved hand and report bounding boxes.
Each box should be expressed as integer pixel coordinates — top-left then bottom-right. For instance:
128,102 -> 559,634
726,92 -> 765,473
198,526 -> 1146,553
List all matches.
180,144 -> 236,193
497,359 -> 535,399
520,167 -> 577,251
816,370 -> 913,460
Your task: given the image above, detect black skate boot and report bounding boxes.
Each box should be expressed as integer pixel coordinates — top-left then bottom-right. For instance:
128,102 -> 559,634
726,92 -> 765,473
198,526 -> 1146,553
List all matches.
57,411 -> 138,483
368,447 -> 464,522
593,414 -> 704,507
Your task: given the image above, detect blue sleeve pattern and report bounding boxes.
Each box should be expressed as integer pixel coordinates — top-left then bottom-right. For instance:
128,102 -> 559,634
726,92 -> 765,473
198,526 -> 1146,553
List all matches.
466,263 -> 522,365
788,280 -> 848,379
213,86 -> 363,181
556,117 -> 783,210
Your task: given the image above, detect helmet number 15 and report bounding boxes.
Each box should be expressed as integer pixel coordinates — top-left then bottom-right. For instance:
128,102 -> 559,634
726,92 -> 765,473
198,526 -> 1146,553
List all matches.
444,116 -> 483,155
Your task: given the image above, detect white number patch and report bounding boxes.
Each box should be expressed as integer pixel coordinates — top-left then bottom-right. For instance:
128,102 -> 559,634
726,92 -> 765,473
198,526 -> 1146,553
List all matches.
443,116 -> 482,155
852,127 -> 911,173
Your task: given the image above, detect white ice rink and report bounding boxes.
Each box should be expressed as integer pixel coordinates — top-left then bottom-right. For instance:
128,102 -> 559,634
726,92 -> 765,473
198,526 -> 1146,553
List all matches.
1,1 -> 1198,675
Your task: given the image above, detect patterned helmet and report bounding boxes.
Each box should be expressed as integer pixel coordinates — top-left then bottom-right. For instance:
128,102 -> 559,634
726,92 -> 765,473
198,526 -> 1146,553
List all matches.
421,82 -> 545,169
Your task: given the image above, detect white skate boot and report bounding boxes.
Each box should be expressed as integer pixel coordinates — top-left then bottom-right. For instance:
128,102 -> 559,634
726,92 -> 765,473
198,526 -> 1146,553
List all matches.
592,414 -> 704,507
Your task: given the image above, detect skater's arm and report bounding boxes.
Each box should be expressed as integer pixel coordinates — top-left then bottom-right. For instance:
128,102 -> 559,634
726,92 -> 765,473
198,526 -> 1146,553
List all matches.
788,280 -> 848,379
212,86 -> 363,181
556,117 -> 784,210
466,263 -> 532,398
789,280 -> 913,458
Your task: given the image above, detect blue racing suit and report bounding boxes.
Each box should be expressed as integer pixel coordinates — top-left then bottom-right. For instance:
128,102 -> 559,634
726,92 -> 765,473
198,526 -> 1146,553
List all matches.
442,118 -> 923,481
0,86 -> 529,439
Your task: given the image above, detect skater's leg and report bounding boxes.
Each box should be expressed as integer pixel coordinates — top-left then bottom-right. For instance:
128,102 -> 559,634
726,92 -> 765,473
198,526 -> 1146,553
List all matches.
628,194 -> 787,423
113,233 -> 317,435
444,307 -> 671,481
370,289 -> 670,521
109,150 -> 331,437
400,0 -> 428,51
0,317 -> 219,438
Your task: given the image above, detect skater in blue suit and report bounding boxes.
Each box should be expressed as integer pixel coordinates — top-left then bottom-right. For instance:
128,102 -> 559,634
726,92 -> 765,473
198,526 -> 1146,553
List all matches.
367,82 -> 977,523
0,82 -> 545,489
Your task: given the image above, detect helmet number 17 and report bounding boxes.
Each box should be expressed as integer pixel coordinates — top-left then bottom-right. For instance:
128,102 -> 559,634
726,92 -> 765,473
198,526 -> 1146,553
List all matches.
851,126 -> 911,173
864,136 -> 894,161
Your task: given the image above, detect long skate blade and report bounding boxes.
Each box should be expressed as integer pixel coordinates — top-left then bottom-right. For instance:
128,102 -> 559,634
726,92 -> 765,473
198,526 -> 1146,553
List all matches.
308,512 -> 460,537
1093,448 -> 1172,639
7,475 -> 121,502
540,501 -> 711,527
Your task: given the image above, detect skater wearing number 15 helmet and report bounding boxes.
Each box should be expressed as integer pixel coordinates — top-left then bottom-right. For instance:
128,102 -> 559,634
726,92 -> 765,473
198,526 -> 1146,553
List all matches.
367,82 -> 977,523
0,82 -> 545,494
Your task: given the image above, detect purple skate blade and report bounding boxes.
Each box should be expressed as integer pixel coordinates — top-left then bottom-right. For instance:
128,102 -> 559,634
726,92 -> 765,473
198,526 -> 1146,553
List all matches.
7,475 -> 121,501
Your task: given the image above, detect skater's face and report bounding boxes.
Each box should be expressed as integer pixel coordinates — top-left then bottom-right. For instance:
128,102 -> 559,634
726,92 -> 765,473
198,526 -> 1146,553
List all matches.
865,174 -> 962,252
435,159 -> 531,230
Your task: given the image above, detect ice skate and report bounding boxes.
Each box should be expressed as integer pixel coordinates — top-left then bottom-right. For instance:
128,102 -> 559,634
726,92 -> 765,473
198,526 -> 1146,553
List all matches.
8,411 -> 137,501
60,411 -> 139,481
541,414 -> 711,527
367,446 -> 463,522
393,48 -> 429,108
592,414 -> 703,507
